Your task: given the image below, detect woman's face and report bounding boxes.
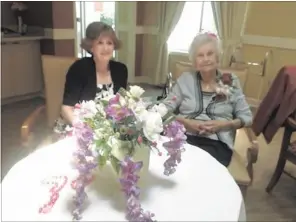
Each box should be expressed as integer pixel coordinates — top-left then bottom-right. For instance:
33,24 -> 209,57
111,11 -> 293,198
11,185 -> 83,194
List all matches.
194,42 -> 219,73
91,35 -> 114,62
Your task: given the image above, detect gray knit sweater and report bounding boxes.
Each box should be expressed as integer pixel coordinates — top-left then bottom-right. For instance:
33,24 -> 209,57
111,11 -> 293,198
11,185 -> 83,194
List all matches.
162,71 -> 253,150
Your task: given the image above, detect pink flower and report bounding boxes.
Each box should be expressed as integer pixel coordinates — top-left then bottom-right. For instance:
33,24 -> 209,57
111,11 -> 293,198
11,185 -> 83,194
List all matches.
137,136 -> 143,144
221,73 -> 233,86
74,104 -> 81,109
206,32 -> 217,39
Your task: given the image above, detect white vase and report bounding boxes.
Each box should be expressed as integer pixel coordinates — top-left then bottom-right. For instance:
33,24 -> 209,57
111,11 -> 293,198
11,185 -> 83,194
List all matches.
129,142 -> 151,187
89,142 -> 150,212
94,139 -> 150,188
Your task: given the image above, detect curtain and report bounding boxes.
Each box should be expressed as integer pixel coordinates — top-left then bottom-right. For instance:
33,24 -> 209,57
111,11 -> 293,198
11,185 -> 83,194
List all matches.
153,1 -> 185,85
211,2 -> 249,67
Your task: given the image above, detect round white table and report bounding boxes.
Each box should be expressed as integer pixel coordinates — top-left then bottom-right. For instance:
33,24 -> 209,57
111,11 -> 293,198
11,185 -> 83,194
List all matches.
1,137 -> 246,221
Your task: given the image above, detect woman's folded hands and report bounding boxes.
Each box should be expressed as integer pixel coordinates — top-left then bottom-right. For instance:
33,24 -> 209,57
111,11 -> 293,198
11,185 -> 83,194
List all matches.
176,117 -> 232,135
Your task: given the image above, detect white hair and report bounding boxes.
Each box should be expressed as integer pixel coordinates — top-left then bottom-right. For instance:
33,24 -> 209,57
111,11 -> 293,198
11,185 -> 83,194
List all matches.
188,33 -> 222,63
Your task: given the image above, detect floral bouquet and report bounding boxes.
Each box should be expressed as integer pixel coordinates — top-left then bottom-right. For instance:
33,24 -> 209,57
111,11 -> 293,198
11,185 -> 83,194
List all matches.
11,1 -> 28,11
215,73 -> 237,102
11,1 -> 28,16
11,1 -> 28,34
66,86 -> 187,221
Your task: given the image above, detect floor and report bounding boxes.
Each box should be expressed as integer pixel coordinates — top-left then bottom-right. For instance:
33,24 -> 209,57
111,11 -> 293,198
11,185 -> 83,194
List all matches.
1,86 -> 296,221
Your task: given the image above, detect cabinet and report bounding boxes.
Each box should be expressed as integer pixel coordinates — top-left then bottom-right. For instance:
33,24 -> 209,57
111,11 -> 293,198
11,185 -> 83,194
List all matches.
115,2 -> 160,84
1,40 -> 43,100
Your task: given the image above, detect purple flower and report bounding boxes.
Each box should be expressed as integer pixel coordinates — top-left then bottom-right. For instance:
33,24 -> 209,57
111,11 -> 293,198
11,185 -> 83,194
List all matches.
109,93 -> 120,105
119,156 -> 156,222
71,122 -> 97,221
120,156 -> 143,175
105,105 -> 133,122
163,120 -> 187,142
73,149 -> 93,159
73,122 -> 94,148
162,120 -> 187,176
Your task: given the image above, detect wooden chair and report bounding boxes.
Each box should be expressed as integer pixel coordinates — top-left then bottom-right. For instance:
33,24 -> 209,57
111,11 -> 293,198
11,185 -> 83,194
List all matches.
266,113 -> 296,193
21,55 -> 77,147
168,61 -> 259,197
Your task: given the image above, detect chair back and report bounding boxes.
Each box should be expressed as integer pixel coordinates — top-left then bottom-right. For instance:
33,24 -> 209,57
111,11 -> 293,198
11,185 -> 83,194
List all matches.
172,61 -> 249,91
173,61 -> 194,80
41,55 -> 77,127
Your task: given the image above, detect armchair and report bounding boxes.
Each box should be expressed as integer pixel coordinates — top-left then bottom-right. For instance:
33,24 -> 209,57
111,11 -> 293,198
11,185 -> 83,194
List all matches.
166,61 -> 259,197
21,55 -> 77,147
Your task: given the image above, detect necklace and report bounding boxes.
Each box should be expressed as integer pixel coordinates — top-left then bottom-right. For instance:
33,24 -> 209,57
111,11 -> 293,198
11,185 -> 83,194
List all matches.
202,82 -> 215,91
39,175 -> 68,214
204,84 -> 211,90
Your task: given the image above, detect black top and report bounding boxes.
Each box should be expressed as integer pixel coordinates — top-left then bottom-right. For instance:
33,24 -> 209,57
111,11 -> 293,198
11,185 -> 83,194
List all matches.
63,57 -> 128,106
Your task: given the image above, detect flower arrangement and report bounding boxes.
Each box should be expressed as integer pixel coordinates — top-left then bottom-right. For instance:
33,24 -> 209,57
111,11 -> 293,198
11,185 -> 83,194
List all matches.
11,1 -> 28,12
11,1 -> 28,34
66,86 -> 187,221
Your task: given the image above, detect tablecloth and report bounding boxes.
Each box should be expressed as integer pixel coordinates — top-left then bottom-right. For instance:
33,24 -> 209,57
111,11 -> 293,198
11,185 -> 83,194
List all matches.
1,137 -> 246,221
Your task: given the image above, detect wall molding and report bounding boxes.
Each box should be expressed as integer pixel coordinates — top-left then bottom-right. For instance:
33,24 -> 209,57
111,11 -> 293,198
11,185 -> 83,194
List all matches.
44,28 -> 75,40
116,26 -> 159,35
133,76 -> 152,84
242,34 -> 296,50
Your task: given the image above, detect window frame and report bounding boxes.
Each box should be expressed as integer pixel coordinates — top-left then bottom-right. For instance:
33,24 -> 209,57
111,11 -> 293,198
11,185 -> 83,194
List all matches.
167,1 -> 217,54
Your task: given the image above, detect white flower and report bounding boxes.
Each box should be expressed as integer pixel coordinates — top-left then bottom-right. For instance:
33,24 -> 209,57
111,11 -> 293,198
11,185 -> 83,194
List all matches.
142,111 -> 163,142
94,129 -> 103,140
135,109 -> 149,123
101,94 -> 115,102
96,104 -> 106,117
119,96 -> 127,106
93,120 -> 113,140
127,98 -> 137,109
129,85 -> 145,98
74,100 -> 98,119
151,103 -> 168,117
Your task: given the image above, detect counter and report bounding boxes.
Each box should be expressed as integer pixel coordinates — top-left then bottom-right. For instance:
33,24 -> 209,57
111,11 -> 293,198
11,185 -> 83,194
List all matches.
2,35 -> 45,43
1,35 -> 44,104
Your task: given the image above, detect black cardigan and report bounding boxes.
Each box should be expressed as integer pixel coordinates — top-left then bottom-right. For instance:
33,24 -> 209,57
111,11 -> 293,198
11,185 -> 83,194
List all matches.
63,57 -> 128,106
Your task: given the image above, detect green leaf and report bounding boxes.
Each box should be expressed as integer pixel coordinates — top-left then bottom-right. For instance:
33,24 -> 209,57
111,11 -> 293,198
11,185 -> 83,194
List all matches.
162,111 -> 175,120
110,155 -> 121,175
98,155 -> 107,169
163,115 -> 176,125
118,88 -> 127,97
124,116 -> 135,124
101,143 -> 111,157
100,100 -> 109,106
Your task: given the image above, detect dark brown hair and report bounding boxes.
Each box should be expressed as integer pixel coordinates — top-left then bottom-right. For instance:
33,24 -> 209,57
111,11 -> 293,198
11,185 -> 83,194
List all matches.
80,22 -> 121,53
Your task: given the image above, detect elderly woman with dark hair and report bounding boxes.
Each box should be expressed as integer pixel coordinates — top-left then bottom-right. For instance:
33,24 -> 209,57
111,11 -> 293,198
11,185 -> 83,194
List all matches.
162,33 -> 253,167
55,22 -> 128,131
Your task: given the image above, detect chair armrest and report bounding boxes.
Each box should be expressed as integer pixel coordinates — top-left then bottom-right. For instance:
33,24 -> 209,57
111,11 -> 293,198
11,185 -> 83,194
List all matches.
21,105 -> 46,145
287,117 -> 296,130
233,127 -> 259,185
244,127 -> 259,164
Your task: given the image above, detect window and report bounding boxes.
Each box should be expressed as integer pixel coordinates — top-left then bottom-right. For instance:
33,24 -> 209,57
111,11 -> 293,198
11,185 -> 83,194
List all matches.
167,2 -> 217,53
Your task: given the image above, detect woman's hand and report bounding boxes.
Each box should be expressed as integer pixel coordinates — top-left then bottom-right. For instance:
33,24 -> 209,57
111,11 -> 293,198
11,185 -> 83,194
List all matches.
61,105 -> 75,125
176,117 -> 204,134
176,117 -> 236,135
199,120 -> 232,135
184,119 -> 204,133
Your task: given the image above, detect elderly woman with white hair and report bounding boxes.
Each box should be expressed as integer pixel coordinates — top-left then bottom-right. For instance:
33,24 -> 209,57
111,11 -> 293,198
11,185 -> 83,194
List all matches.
54,22 -> 128,134
162,33 -> 252,167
